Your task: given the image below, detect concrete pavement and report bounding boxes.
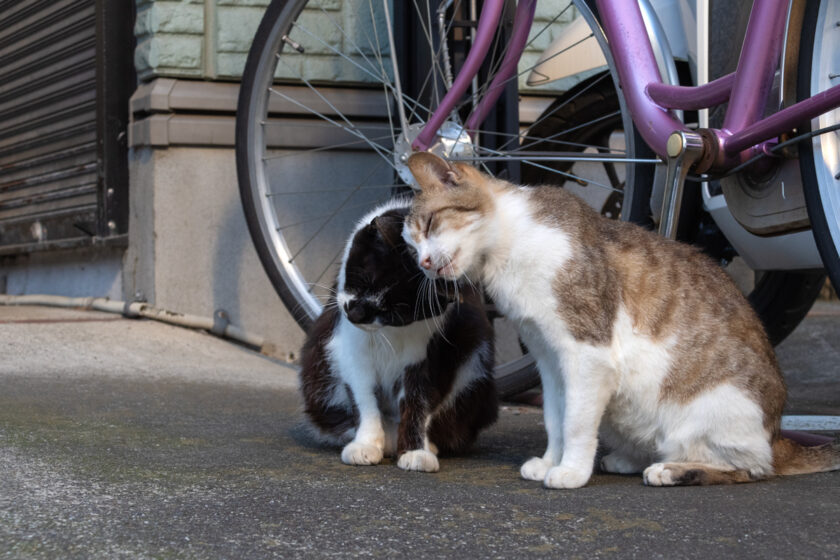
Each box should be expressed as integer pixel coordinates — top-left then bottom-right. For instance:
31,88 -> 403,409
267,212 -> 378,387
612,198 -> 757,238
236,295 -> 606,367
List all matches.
1,303 -> 839,558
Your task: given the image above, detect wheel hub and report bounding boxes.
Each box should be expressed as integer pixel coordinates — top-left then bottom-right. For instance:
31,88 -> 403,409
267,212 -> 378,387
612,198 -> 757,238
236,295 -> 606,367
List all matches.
394,121 -> 476,189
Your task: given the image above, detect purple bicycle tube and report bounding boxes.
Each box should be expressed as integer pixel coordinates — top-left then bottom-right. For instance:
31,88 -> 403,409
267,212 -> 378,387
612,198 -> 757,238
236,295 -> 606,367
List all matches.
463,0 -> 537,136
647,73 -> 735,111
413,0 -> 505,151
726,84 -> 840,155
595,0 -> 687,158
720,0 -> 788,136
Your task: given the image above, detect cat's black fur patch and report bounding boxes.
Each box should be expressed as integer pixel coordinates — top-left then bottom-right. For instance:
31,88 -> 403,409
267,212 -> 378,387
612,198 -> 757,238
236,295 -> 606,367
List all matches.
299,205 -> 498,457
342,208 -> 452,327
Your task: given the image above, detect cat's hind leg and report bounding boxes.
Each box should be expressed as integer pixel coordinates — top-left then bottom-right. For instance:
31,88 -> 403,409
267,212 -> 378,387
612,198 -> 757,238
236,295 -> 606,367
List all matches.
643,462 -> 757,486
648,384 -> 774,485
600,450 -> 649,475
598,424 -> 651,474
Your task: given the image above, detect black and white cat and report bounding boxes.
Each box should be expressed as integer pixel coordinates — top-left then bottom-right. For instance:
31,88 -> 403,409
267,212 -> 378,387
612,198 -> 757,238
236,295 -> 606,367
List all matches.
299,199 -> 498,472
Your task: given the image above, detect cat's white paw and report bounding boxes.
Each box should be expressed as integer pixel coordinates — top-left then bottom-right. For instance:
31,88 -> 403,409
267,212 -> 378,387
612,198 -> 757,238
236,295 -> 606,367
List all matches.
397,449 -> 440,472
341,442 -> 383,466
544,465 -> 590,489
600,453 -> 643,474
643,463 -> 676,486
520,457 -> 553,481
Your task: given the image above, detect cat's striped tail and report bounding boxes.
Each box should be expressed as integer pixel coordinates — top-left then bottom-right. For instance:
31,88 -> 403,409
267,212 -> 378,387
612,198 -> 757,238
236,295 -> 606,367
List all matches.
773,437 -> 840,476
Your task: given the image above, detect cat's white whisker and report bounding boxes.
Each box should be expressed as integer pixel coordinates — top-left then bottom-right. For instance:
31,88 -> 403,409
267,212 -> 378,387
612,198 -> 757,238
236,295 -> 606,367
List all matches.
377,330 -> 396,356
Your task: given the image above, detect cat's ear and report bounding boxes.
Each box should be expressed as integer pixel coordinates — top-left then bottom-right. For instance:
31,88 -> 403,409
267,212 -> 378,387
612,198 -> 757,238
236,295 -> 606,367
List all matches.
407,152 -> 460,191
371,213 -> 403,249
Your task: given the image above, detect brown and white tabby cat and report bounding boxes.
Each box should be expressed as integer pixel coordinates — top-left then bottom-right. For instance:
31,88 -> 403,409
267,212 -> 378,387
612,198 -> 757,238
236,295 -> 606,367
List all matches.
403,152 -> 840,487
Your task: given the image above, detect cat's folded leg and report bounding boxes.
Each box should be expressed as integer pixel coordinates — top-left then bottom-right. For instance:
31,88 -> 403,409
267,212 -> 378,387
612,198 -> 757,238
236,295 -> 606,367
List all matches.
543,349 -> 615,489
521,356 -> 565,482
600,452 -> 646,474
643,462 -> 755,486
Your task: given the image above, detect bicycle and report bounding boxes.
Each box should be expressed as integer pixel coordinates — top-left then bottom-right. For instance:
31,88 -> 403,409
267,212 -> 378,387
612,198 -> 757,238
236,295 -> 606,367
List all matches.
236,0 -> 839,398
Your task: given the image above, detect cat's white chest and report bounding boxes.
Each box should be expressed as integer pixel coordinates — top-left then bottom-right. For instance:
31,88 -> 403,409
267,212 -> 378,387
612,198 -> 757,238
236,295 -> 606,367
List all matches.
327,315 -> 433,387
482,202 -> 574,334
600,308 -> 677,445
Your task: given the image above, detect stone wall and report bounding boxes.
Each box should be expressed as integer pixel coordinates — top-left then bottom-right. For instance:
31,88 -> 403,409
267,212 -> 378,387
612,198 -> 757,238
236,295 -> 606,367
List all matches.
134,0 -> 576,88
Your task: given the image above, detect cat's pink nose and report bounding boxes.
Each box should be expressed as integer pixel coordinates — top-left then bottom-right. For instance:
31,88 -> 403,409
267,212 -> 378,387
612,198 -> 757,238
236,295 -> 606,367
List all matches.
420,256 -> 432,270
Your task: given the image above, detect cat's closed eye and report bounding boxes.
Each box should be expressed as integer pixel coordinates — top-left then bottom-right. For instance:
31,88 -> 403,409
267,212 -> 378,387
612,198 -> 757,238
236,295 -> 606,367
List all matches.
424,213 -> 435,237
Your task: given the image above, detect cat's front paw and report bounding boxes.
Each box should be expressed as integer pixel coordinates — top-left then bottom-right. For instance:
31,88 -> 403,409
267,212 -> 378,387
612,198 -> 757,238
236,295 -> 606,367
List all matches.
397,449 -> 440,473
520,457 -> 553,481
341,442 -> 383,466
544,465 -> 590,489
642,463 -> 676,486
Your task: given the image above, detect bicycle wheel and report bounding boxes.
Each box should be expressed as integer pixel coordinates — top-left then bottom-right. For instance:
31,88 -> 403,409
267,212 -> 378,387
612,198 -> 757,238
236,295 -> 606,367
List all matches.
799,0 -> 840,292
236,0 -> 643,396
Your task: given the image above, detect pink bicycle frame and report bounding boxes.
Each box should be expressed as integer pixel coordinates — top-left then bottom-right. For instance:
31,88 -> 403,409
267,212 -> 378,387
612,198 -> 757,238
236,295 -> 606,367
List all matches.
414,0 -> 840,172
413,0 -> 533,151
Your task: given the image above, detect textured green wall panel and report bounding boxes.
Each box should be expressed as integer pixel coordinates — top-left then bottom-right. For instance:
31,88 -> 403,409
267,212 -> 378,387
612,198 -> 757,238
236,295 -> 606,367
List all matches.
133,0 -> 576,89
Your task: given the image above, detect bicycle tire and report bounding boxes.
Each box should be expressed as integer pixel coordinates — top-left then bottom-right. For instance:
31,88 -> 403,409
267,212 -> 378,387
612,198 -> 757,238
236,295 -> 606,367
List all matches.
798,0 -> 840,293
236,0 -> 642,397
236,0 -> 315,331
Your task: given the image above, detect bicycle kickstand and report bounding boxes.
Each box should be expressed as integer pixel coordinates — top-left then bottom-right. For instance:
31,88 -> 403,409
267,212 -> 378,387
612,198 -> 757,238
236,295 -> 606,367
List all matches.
658,130 -> 705,240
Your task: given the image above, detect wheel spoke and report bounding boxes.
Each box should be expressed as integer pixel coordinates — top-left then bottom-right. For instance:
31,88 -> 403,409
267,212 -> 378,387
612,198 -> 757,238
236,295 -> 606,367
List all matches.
518,110 -> 623,151
267,184 -> 404,197
267,83 -> 397,172
460,126 -> 628,153
470,144 -> 624,193
452,28 -> 597,119
261,133 -> 395,161
499,73 -> 612,151
286,159 -> 388,262
596,134 -> 624,190
278,197 -> 391,233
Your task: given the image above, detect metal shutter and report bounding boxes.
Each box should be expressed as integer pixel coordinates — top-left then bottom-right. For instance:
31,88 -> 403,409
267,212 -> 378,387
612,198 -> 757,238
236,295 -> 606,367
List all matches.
0,0 -> 132,255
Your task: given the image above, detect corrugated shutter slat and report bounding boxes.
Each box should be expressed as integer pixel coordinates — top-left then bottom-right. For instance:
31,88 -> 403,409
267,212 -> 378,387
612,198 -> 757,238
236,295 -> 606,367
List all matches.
0,0 -> 98,249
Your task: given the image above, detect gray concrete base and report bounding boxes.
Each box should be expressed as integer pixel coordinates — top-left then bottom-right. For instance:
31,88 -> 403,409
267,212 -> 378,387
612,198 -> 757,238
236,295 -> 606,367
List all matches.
125,146 -> 304,361
1,247 -> 124,301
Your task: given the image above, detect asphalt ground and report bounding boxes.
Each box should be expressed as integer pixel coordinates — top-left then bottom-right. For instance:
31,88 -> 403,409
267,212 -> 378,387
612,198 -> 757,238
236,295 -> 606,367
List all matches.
1,303 -> 839,559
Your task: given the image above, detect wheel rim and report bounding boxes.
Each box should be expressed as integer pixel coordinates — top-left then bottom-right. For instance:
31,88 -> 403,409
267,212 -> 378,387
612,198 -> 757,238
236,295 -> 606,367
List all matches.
238,0 -> 644,389
808,0 -> 840,266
